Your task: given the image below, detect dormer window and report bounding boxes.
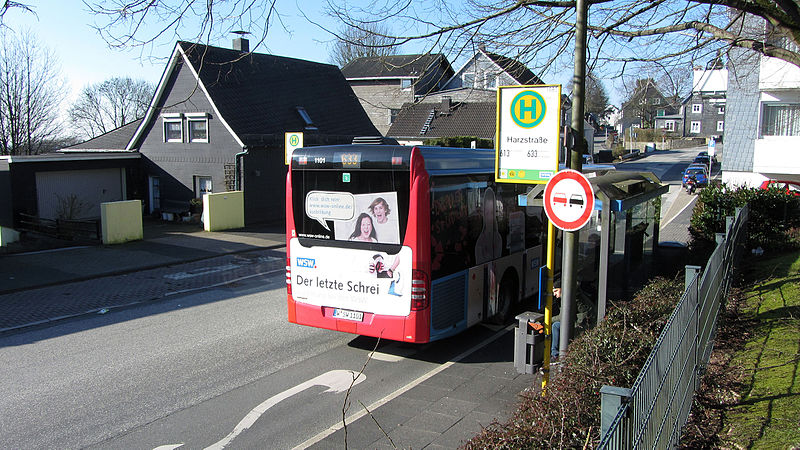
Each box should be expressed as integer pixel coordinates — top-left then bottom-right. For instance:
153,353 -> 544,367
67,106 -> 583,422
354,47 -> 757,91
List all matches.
162,113 -> 183,143
401,79 -> 412,89
296,106 -> 318,131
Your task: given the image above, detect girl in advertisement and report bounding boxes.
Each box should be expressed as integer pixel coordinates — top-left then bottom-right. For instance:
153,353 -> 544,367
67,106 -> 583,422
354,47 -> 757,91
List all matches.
349,213 -> 378,242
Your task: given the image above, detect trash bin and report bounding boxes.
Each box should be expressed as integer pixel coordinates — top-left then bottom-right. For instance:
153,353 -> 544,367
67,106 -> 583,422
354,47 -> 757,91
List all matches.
514,311 -> 545,374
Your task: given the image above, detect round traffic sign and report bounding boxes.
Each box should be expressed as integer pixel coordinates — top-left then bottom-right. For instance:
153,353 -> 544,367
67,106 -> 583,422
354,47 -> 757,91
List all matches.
543,169 -> 595,231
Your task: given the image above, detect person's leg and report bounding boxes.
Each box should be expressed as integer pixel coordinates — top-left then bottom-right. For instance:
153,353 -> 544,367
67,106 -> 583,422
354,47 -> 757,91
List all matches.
551,321 -> 560,359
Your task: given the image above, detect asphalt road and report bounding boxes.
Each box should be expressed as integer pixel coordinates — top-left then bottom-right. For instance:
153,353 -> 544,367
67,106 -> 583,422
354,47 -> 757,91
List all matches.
0,269 -> 511,449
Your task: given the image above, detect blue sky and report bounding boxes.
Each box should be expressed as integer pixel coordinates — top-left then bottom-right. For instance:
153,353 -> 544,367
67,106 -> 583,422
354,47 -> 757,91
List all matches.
6,2 -> 611,123
7,1 -> 363,103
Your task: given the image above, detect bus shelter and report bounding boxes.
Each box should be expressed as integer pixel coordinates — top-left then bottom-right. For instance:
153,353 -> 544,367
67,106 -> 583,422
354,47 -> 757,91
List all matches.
575,171 -> 669,322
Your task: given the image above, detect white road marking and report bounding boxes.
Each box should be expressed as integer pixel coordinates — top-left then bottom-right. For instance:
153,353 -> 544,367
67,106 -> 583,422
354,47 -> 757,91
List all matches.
163,263 -> 243,280
294,324 -> 514,449
660,194 -> 697,229
164,269 -> 283,297
154,369 -> 366,450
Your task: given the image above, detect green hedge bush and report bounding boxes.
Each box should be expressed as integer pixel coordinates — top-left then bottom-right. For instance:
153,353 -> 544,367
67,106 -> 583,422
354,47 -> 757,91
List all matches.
689,183 -> 800,259
422,136 -> 494,149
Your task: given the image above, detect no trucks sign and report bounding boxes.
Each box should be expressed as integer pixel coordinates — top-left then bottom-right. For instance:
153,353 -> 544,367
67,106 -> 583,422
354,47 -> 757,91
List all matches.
543,169 -> 595,231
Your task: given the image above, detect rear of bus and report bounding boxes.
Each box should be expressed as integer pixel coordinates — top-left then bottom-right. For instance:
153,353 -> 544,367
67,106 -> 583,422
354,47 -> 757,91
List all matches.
286,145 -> 432,343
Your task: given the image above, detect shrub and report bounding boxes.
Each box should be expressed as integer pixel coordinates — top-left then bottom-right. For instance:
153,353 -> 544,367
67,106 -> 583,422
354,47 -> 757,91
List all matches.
689,183 -> 800,258
464,277 -> 684,449
422,136 -> 493,149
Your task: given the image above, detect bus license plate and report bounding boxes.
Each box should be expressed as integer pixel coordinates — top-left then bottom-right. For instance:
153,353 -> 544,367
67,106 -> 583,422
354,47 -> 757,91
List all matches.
333,308 -> 363,322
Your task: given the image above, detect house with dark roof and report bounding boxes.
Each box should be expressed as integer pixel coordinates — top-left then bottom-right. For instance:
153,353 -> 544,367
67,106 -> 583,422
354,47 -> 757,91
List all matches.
341,54 -> 455,135
621,79 -> 680,135
442,47 -> 544,91
386,98 -> 495,145
126,39 -> 378,223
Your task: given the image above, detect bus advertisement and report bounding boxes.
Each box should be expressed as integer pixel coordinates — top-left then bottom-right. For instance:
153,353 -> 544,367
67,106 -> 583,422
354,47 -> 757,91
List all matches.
286,145 -> 546,343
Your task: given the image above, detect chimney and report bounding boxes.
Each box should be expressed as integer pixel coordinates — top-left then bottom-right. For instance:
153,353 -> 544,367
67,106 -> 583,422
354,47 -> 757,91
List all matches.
232,37 -> 249,52
441,97 -> 452,113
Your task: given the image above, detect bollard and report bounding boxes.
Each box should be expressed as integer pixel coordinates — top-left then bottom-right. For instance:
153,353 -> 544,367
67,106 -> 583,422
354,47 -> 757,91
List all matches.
514,312 -> 545,374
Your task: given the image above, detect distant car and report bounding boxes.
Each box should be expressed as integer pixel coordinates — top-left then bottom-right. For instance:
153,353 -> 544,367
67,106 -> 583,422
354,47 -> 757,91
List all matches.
693,155 -> 711,168
683,165 -> 709,187
696,151 -> 717,164
760,179 -> 800,196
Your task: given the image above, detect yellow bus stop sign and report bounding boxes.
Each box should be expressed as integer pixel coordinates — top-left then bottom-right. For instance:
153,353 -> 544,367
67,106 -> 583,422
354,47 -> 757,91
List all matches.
285,132 -> 304,165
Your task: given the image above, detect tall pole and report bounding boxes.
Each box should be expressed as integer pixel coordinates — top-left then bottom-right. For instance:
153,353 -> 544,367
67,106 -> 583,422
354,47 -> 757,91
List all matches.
559,0 -> 588,357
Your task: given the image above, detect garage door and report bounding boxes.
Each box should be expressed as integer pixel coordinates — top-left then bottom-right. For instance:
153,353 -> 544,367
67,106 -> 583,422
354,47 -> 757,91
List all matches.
36,168 -> 125,220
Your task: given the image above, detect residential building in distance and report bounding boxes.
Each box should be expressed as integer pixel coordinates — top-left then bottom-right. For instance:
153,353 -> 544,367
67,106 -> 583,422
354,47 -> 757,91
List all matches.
620,78 -> 679,139
441,46 -> 544,91
655,64 -> 727,139
386,48 -> 555,145
387,98 -> 495,146
341,54 -> 455,135
724,16 -> 800,187
126,39 -> 378,223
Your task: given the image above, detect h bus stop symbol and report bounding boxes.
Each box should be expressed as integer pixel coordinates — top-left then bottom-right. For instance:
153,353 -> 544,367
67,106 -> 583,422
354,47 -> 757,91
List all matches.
511,91 -> 546,128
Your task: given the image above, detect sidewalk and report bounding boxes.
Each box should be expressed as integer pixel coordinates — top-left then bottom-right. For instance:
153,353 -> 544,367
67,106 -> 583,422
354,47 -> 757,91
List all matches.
1,220 -> 285,295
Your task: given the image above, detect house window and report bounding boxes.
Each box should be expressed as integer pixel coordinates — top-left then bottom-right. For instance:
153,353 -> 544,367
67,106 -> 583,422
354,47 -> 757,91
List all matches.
484,74 -> 497,89
717,121 -> 724,132
656,109 -> 666,117
692,104 -> 702,114
651,97 -> 661,105
690,121 -> 701,133
664,120 -> 675,131
163,114 -> 183,142
187,114 -> 209,143
718,105 -> 725,114
761,103 -> 800,136
194,176 -> 213,197
463,73 -> 475,88
389,108 -> 400,124
401,79 -> 412,89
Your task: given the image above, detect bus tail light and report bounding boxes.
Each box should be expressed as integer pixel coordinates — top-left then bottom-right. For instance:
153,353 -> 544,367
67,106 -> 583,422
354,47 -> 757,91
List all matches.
411,269 -> 429,310
286,258 -> 292,295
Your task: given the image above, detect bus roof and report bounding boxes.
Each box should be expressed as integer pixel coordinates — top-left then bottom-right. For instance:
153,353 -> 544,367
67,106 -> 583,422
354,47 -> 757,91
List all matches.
291,145 -> 494,175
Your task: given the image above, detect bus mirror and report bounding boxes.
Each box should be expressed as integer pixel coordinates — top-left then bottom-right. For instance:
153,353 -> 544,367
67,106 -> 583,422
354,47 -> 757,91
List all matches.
305,191 -> 355,231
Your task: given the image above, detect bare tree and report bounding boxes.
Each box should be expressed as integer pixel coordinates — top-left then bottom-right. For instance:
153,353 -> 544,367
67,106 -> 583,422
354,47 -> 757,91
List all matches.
329,22 -> 399,67
69,77 -> 155,139
82,1 -> 800,101
0,30 -> 67,155
0,1 -> 34,27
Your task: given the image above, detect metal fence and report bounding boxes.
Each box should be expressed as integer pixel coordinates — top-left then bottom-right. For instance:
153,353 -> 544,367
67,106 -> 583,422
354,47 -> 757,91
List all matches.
598,205 -> 749,449
17,212 -> 102,242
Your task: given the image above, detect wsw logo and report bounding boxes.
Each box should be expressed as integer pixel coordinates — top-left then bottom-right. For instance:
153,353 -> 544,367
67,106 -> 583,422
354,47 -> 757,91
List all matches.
511,90 -> 546,128
296,257 -> 316,268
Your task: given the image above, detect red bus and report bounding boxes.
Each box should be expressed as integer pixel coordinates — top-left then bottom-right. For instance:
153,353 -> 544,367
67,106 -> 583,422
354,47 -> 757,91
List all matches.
286,145 -> 546,343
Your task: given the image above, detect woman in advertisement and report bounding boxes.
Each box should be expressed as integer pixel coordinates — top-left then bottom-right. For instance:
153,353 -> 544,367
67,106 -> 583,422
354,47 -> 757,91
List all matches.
349,213 -> 378,242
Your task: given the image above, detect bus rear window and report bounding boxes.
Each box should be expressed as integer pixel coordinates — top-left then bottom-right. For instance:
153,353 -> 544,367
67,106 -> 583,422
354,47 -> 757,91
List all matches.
292,169 -> 410,246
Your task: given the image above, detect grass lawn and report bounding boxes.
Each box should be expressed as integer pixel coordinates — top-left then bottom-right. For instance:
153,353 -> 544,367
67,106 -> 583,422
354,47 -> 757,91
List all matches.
687,251 -> 800,448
